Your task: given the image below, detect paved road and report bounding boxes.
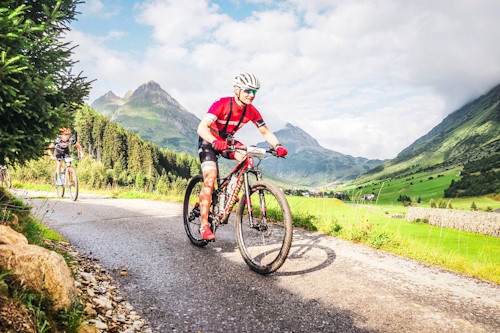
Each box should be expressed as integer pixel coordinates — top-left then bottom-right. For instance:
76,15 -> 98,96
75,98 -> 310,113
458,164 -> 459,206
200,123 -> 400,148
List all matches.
13,189 -> 500,333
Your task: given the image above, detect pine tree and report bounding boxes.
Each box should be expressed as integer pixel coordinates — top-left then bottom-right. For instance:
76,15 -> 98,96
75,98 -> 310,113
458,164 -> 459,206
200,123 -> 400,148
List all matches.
0,0 -> 91,165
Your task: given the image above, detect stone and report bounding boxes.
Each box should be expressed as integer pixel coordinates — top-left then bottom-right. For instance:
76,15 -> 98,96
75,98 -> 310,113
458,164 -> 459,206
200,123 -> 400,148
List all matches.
0,225 -> 28,245
0,243 -> 75,311
79,322 -> 99,333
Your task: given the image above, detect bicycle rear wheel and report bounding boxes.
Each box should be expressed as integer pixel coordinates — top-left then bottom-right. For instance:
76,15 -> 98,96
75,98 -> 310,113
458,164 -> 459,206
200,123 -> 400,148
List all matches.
235,180 -> 293,275
67,168 -> 78,201
183,175 -> 208,247
54,172 -> 65,197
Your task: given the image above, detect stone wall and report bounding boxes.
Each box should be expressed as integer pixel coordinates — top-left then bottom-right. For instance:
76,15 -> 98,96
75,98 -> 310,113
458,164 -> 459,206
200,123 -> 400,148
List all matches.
406,207 -> 500,237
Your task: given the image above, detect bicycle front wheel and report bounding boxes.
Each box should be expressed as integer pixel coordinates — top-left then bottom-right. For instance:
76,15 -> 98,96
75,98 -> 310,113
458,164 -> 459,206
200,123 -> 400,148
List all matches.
183,175 -> 208,247
67,168 -> 78,201
235,180 -> 293,275
54,172 -> 65,197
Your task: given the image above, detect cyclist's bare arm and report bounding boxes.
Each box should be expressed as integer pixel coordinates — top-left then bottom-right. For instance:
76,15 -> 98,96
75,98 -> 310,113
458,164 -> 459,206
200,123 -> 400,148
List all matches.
75,142 -> 85,158
47,144 -> 56,160
258,125 -> 281,148
197,117 -> 218,143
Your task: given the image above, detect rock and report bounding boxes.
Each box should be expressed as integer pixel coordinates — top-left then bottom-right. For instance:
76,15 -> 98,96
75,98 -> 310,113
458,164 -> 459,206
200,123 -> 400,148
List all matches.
78,322 -> 99,333
88,319 -> 108,330
0,243 -> 75,311
81,272 -> 97,284
93,295 -> 113,310
0,225 -> 28,245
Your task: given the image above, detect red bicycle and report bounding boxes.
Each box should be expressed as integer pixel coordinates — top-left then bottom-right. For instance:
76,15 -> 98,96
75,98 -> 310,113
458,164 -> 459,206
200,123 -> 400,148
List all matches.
183,140 -> 293,275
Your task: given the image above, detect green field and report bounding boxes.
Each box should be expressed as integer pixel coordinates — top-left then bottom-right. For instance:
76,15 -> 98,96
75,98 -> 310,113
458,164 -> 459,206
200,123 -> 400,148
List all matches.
335,167 -> 500,211
287,195 -> 500,284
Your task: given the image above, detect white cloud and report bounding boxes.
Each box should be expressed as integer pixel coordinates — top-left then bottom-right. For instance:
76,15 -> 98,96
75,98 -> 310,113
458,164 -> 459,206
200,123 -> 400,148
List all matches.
69,0 -> 500,159
81,0 -> 120,18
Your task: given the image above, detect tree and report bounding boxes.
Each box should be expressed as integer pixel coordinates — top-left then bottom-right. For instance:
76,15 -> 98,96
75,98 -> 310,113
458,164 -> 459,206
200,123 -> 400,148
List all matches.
0,0 -> 91,165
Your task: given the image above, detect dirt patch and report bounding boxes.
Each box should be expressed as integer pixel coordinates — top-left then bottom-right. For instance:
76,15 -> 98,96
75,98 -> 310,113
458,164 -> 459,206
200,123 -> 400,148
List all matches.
0,296 -> 36,333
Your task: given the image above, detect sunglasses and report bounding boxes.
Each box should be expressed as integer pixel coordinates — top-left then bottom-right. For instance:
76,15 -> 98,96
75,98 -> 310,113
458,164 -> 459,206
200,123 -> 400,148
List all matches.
243,89 -> 257,95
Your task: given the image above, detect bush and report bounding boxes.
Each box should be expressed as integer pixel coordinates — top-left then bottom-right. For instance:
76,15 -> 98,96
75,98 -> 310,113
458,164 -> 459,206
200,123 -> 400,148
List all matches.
437,199 -> 452,209
429,199 -> 437,208
76,159 -> 107,188
471,201 -> 478,211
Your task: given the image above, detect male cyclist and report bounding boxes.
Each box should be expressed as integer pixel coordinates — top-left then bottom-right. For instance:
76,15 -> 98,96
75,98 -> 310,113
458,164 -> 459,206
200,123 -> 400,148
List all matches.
197,72 -> 288,240
47,128 -> 84,184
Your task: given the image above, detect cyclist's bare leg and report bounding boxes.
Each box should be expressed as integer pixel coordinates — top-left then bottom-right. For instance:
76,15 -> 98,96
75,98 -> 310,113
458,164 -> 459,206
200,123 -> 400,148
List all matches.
56,160 -> 63,173
199,168 -> 217,228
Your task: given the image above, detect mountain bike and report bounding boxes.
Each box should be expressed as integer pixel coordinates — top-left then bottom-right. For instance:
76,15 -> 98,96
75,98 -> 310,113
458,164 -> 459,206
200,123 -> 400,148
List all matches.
54,157 -> 79,201
183,140 -> 293,275
0,165 -> 12,189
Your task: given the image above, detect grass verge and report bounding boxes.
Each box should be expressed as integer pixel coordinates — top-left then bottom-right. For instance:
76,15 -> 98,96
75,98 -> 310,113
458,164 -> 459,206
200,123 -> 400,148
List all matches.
0,188 -> 84,333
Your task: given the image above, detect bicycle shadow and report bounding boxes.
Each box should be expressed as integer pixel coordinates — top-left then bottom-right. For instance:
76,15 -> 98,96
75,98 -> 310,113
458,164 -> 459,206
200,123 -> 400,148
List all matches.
274,234 -> 337,276
216,230 -> 337,277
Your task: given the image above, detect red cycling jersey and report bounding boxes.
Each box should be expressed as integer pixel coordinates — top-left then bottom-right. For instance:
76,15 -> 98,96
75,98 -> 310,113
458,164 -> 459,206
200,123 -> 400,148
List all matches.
204,97 -> 266,140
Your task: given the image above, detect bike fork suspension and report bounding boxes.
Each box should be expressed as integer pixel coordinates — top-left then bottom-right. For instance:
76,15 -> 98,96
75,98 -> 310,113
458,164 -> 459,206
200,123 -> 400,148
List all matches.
244,173 -> 268,228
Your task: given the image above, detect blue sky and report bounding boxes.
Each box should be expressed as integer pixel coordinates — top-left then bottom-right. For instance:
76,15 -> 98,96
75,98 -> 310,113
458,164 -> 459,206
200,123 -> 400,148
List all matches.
68,0 -> 500,159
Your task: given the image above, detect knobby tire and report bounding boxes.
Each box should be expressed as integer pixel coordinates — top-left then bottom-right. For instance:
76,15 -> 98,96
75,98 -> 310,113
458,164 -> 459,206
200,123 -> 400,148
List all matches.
235,180 -> 293,275
68,168 -> 78,201
183,175 -> 208,247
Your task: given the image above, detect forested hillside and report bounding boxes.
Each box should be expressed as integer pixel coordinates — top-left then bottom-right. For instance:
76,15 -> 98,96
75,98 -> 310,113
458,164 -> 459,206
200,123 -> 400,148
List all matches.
72,106 -> 200,192
360,83 -> 500,182
91,81 -> 200,155
444,153 -> 500,198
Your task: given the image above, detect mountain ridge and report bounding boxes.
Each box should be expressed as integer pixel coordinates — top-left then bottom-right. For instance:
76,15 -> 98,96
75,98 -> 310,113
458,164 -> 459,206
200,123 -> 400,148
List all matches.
361,82 -> 500,181
91,81 -> 201,154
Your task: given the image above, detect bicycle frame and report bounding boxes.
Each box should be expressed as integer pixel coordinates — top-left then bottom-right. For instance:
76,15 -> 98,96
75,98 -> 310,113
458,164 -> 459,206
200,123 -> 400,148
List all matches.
212,146 -> 269,231
58,158 -> 73,186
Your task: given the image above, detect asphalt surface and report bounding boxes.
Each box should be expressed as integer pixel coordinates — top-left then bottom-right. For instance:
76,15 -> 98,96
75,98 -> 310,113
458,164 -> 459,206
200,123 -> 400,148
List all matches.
13,189 -> 500,333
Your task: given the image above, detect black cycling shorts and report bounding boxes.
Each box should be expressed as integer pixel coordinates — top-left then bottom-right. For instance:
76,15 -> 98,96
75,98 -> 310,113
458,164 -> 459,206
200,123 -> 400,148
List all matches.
55,149 -> 70,160
198,137 -> 241,171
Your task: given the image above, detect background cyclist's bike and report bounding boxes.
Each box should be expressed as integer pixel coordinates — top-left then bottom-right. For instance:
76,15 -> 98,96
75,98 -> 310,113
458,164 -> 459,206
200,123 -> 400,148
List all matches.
0,165 -> 12,189
54,157 -> 79,201
183,141 -> 293,275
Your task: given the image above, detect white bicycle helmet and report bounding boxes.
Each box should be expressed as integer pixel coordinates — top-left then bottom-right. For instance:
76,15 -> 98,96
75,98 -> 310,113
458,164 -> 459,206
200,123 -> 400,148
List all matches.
233,72 -> 260,90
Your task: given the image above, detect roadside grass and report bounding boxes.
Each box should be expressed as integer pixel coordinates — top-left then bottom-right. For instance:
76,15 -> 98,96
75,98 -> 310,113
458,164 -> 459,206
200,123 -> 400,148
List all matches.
286,195 -> 500,284
0,189 -> 83,333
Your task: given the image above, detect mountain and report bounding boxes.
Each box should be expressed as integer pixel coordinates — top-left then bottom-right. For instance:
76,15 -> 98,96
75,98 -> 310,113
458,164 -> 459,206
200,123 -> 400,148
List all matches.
257,123 -> 386,187
362,83 -> 500,181
91,81 -> 200,154
91,82 -> 386,187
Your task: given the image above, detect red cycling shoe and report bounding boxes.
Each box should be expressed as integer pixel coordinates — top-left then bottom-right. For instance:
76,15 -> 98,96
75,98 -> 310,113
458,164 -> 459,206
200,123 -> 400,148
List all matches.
200,224 -> 215,241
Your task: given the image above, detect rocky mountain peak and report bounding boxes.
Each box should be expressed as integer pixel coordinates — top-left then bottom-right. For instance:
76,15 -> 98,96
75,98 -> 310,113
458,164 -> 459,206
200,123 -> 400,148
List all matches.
277,123 -> 321,148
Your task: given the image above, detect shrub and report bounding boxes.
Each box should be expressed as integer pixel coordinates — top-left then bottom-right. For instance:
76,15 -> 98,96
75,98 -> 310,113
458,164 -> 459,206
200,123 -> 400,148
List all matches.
471,201 -> 478,211
429,199 -> 436,208
76,159 -> 107,188
328,221 -> 342,236
368,230 -> 392,249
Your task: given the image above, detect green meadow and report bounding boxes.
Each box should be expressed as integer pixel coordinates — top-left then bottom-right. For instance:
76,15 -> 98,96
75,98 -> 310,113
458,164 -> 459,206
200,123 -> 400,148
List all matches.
336,167 -> 500,211
287,195 -> 499,284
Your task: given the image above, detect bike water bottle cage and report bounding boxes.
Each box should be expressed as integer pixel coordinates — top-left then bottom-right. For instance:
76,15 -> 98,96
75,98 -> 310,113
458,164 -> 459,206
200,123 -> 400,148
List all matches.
219,98 -> 247,139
